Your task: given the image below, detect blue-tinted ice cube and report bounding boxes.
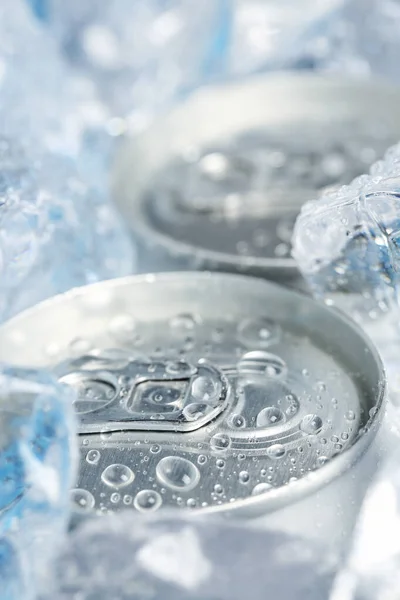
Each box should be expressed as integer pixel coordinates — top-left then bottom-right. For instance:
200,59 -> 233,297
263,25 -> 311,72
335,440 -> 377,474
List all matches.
0,1 -> 134,322
0,365 -> 76,600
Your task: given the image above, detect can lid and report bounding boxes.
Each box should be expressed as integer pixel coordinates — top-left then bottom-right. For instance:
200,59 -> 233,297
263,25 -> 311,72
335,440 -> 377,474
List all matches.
0,273 -> 385,517
113,75 -> 400,277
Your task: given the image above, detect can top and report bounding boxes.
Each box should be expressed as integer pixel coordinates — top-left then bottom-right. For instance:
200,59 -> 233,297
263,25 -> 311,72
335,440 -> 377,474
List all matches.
113,74 -> 400,278
0,273 -> 385,516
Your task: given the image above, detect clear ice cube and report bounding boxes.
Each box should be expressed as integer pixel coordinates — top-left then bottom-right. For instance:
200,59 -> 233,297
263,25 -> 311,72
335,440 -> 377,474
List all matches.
300,0 -> 400,81
225,0 -> 346,75
33,0 -> 228,124
292,142 -> 400,323
221,0 -> 400,81
0,1 -> 134,322
36,0 -> 400,89
330,445 -> 400,600
39,513 -> 336,600
0,365 -> 77,600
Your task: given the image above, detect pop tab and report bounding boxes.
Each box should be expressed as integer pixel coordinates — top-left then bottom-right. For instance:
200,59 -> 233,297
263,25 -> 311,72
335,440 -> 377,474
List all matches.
56,355 -> 228,433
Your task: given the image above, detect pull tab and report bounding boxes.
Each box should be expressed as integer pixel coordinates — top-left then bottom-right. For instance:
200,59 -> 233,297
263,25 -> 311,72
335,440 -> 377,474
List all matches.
56,352 -> 229,434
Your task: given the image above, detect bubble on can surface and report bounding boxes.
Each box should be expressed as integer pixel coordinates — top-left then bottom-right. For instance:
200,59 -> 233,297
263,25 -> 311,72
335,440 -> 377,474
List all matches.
0,273 -> 385,519
113,75 -> 400,283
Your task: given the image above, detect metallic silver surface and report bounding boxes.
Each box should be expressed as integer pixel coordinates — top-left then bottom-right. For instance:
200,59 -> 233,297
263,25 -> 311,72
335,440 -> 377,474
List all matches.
113,74 -> 400,285
0,272 -> 385,552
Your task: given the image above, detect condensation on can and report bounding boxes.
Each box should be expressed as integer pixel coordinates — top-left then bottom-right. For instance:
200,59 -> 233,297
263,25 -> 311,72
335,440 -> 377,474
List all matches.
112,74 -> 400,290
0,272 -> 387,556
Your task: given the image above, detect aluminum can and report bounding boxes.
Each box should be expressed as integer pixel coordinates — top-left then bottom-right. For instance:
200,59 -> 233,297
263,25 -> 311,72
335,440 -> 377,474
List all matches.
113,74 -> 400,288
0,272 -> 388,556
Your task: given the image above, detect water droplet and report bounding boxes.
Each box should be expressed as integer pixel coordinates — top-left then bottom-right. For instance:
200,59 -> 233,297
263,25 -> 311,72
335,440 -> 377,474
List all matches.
257,407 -> 285,428
317,456 -> 328,467
300,415 -> 323,435
239,471 -> 250,484
211,327 -> 224,342
229,414 -> 246,428
183,403 -> 208,421
341,432 -> 349,441
165,361 -> 196,376
101,464 -> 135,489
123,495 -> 132,505
183,336 -> 195,351
216,458 -> 225,469
150,444 -> 161,454
86,449 -> 101,465
71,489 -> 95,512
108,314 -> 136,338
44,342 -> 61,358
110,492 -> 120,504
170,313 -> 198,331
191,376 -> 219,402
252,482 -> 273,495
69,338 -> 92,355
267,444 -> 285,459
331,435 -> 339,443
156,456 -> 200,491
134,490 -> 162,512
369,406 -> 378,418
214,483 -> 224,495
237,318 -> 280,348
237,351 -> 287,378
197,455 -> 207,465
187,498 -> 197,508
345,410 -> 356,421
274,243 -> 289,257
210,433 -> 231,452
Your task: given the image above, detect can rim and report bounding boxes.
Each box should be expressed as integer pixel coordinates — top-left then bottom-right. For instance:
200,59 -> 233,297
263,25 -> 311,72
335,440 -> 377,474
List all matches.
113,73 -> 400,275
0,272 -> 387,517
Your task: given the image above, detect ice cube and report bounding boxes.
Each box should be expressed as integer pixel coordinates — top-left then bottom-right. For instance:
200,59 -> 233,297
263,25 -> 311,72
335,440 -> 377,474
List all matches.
292,142 -> 400,324
300,0 -> 400,81
37,0 -> 400,92
225,0 -> 346,75
39,512 -> 336,600
0,1 -> 134,321
32,0 -> 227,126
0,365 -> 77,600
330,445 -> 400,600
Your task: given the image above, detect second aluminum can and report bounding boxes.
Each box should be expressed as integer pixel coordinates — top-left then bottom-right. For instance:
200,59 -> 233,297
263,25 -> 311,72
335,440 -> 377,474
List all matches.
113,73 -> 400,289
